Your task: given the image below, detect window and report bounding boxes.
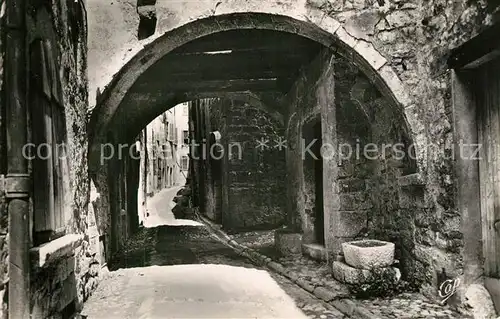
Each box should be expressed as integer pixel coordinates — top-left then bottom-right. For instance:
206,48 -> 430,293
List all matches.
30,39 -> 69,246
183,104 -> 188,116
181,156 -> 189,171
168,123 -> 174,142
183,130 -> 189,145
163,144 -> 172,160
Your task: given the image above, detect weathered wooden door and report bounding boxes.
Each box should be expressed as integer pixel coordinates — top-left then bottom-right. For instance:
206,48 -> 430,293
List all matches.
477,56 -> 500,306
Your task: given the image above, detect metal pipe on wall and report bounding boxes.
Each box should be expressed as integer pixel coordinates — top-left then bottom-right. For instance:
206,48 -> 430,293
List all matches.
5,0 -> 31,317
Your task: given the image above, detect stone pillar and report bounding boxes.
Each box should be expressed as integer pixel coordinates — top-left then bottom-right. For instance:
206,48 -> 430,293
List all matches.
285,112 -> 304,231
317,53 -> 340,254
275,112 -> 304,255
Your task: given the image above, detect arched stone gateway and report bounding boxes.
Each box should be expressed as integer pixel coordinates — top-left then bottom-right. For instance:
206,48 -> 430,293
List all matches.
87,7 -> 418,174
86,0 -> 439,301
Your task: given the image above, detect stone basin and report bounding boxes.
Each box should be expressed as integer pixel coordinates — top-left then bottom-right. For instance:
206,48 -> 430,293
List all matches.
341,239 -> 395,269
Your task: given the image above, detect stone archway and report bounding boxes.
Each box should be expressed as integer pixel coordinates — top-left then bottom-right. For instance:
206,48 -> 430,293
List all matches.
87,6 -> 422,278
88,9 -> 418,174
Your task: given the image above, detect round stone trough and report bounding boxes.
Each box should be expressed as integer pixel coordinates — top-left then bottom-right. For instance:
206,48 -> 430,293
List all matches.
342,240 -> 395,269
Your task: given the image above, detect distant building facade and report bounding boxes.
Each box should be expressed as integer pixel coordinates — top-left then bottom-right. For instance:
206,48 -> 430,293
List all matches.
137,103 -> 189,222
176,103 -> 190,183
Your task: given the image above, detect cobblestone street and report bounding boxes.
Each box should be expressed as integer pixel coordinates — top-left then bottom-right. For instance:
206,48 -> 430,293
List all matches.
82,224 -> 345,318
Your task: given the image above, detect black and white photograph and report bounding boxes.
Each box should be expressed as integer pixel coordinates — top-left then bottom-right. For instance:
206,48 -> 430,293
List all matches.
1,0 -> 500,318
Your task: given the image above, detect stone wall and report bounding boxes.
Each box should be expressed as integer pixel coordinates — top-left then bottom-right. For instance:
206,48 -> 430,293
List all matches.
333,58 -> 374,245
286,37 -> 470,292
225,100 -> 287,232
314,0 -> 498,291
198,98 -> 287,232
285,48 -> 424,285
0,0 -> 7,316
25,1 -> 98,317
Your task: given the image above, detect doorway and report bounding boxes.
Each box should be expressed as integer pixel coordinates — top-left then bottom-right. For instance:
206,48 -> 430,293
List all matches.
313,122 -> 324,245
303,116 -> 325,246
476,57 -> 500,307
452,29 -> 500,311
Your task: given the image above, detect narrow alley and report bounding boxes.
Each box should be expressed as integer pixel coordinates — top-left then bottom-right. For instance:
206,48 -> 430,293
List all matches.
81,190 -> 345,319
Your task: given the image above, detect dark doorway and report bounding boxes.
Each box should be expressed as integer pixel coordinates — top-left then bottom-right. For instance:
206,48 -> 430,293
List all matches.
303,116 -> 325,246
313,122 -> 324,245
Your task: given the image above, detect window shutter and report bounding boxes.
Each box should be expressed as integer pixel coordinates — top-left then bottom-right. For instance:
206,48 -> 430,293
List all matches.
30,39 -> 56,235
30,38 -> 68,244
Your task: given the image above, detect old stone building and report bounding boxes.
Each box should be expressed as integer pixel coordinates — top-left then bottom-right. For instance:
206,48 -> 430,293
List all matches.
0,0 -> 498,318
0,0 -> 102,318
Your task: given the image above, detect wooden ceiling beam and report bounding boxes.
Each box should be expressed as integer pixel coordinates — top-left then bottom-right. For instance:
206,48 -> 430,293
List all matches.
134,78 -> 295,93
171,29 -> 319,54
152,49 -> 313,72
143,67 -> 298,83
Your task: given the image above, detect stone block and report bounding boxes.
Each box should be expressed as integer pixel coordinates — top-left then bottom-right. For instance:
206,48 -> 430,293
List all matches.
268,261 -> 286,274
344,10 -> 380,40
313,286 -> 337,302
296,278 -> 315,293
274,229 -> 302,255
287,271 -> 299,282
335,27 -> 359,48
302,243 -> 328,261
331,299 -> 355,316
30,234 -> 83,268
464,283 -> 496,319
319,16 -> 341,35
378,65 -> 412,107
342,240 -> 395,269
353,40 -> 387,70
485,278 -> 500,315
332,260 -> 372,284
385,10 -> 417,28
332,261 -> 400,285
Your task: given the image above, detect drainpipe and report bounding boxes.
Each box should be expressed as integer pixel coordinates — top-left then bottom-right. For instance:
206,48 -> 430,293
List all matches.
5,0 -> 30,317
